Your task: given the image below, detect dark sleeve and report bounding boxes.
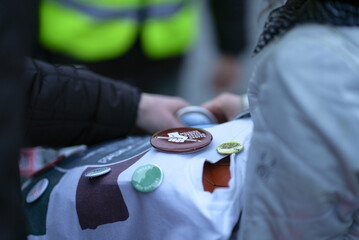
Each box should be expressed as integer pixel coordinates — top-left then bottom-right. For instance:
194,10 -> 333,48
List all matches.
208,0 -> 247,55
23,58 -> 141,148
0,0 -> 32,238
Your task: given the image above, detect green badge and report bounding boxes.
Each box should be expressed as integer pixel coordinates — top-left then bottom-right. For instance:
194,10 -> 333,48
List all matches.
132,164 -> 163,192
216,142 -> 244,155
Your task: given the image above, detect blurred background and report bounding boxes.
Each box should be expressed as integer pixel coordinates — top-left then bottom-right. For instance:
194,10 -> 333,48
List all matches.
177,0 -> 268,105
36,0 -> 274,104
21,0 -> 276,177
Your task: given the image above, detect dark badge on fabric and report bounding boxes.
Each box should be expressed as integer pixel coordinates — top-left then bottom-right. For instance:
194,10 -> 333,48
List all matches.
26,178 -> 49,204
150,127 -> 212,153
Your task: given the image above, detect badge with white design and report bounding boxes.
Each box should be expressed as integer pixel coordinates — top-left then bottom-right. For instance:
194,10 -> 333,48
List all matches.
150,127 -> 212,153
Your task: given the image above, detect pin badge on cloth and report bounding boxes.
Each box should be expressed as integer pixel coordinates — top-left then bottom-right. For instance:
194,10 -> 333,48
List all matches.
150,127 -> 213,153
217,142 -> 244,155
132,164 -> 163,192
26,178 -> 49,203
84,167 -> 111,178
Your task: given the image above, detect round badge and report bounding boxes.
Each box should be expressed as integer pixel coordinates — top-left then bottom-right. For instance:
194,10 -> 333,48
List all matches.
84,167 -> 111,178
176,106 -> 218,126
132,164 -> 163,192
217,142 -> 244,155
26,178 -> 49,204
150,127 -> 213,153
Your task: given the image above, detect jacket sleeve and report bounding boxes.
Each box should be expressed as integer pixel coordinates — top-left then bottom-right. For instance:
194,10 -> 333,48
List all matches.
23,58 -> 141,148
240,27 -> 359,239
208,0 -> 247,55
0,0 -> 34,238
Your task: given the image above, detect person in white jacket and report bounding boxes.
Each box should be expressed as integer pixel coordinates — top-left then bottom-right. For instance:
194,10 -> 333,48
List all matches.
203,0 -> 359,239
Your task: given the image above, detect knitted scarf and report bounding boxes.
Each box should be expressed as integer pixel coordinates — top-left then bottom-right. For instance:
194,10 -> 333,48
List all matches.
253,0 -> 359,54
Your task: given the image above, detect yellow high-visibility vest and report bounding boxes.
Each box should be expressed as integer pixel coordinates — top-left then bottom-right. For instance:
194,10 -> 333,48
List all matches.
39,0 -> 198,61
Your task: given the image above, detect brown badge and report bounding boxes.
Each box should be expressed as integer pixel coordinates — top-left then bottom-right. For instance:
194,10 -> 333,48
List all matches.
150,127 -> 213,153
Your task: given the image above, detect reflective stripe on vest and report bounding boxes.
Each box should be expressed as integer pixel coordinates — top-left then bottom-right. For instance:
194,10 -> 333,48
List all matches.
39,0 -> 198,61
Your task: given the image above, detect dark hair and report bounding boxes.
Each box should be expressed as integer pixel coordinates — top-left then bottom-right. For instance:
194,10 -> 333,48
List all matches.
259,0 -> 304,19
254,0 -> 305,54
254,0 -> 359,54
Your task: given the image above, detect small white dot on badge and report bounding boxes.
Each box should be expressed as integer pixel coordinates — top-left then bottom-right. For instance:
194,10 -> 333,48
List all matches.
84,167 -> 111,178
132,164 -> 163,193
217,142 -> 244,155
26,178 -> 49,204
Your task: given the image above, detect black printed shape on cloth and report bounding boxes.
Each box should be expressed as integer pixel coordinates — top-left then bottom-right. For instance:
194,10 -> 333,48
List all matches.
76,151 -> 148,229
58,136 -> 151,169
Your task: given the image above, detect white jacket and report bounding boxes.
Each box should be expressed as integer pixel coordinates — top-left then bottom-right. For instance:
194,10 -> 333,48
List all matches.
239,24 -> 359,240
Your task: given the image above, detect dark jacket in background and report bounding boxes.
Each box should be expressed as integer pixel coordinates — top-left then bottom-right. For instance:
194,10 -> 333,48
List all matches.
1,0 -> 141,239
1,0 -> 32,238
23,58 -> 140,148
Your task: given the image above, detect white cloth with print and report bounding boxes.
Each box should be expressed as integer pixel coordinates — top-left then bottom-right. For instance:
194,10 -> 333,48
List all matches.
28,119 -> 253,240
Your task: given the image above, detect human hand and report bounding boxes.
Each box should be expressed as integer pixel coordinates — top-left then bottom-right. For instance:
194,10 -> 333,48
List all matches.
212,55 -> 239,90
201,93 -> 246,123
135,93 -> 189,134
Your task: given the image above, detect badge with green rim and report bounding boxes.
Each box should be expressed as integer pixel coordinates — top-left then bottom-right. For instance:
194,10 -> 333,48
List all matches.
216,142 -> 244,155
150,127 -> 212,153
132,164 -> 163,192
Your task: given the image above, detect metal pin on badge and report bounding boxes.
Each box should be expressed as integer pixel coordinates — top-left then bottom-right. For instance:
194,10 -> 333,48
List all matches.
84,167 -> 111,178
26,178 -> 49,204
132,164 -> 163,193
217,142 -> 244,155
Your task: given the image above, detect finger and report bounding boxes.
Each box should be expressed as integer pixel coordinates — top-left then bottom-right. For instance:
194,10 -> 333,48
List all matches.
162,113 -> 185,129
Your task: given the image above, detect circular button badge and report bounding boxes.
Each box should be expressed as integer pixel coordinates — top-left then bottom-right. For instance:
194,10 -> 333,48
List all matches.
26,178 -> 49,204
217,142 -> 244,155
132,164 -> 163,193
176,106 -> 218,126
150,127 -> 212,153
84,167 -> 111,178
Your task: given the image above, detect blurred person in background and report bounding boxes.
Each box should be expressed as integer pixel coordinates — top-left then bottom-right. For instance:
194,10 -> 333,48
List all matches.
203,0 -> 359,239
32,0 -> 247,95
1,0 -> 189,239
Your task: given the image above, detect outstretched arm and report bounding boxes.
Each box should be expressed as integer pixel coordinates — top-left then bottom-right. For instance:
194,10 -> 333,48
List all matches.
23,59 -> 187,147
